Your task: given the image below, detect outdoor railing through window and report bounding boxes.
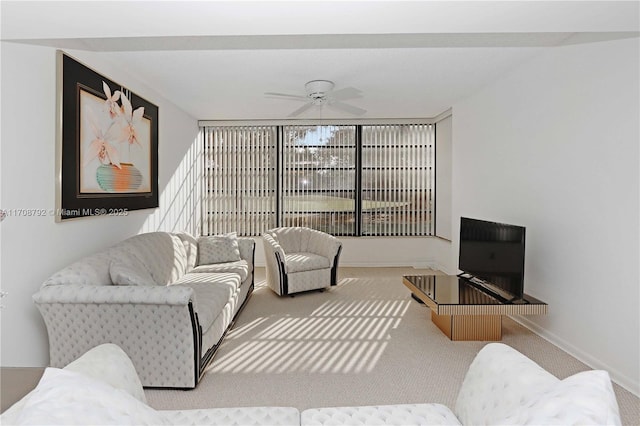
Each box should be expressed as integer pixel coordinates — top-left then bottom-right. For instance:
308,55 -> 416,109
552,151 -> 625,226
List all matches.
202,123 -> 434,237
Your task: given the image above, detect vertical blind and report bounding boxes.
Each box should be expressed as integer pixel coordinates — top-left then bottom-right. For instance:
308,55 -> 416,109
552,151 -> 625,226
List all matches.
281,125 -> 356,235
202,123 -> 434,237
361,124 -> 434,236
202,126 -> 277,236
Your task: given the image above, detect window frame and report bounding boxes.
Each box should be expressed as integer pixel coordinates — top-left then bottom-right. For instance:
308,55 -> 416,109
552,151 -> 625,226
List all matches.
200,118 -> 437,237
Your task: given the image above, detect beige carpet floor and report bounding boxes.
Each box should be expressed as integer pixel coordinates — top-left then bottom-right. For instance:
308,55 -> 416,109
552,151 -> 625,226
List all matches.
145,268 -> 640,425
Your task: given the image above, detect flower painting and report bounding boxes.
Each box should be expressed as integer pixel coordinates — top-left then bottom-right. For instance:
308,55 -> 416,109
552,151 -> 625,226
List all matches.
57,52 -> 158,221
79,82 -> 151,193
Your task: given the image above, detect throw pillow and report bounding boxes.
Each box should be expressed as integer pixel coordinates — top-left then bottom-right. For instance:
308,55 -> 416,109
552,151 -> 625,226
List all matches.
198,232 -> 241,265
498,370 -> 621,425
109,256 -> 155,286
176,232 -> 199,272
15,368 -> 170,425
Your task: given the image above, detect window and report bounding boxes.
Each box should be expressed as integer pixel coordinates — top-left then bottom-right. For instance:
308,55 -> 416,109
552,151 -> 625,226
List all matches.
281,125 -> 356,235
361,124 -> 434,236
202,122 -> 434,237
203,126 -> 277,236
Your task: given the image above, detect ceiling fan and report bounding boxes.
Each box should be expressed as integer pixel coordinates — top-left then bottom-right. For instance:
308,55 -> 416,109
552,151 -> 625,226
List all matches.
265,80 -> 367,117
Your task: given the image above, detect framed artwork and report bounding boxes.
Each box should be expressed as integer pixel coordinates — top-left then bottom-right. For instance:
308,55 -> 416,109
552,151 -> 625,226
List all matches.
56,51 -> 159,221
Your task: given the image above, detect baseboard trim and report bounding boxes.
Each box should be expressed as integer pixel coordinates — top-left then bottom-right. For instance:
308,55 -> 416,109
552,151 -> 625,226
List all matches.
511,315 -> 639,397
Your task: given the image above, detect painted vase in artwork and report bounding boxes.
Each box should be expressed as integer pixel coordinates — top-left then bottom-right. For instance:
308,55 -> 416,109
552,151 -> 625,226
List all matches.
96,163 -> 143,192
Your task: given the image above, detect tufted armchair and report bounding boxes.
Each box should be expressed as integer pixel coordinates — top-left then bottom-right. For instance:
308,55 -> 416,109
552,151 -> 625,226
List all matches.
262,227 -> 342,296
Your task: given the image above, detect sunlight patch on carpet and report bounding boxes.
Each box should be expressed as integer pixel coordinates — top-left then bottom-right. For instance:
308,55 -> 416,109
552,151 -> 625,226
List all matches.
208,280 -> 410,375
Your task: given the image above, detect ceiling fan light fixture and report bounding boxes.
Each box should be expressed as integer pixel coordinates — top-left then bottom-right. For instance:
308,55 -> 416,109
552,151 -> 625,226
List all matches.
265,79 -> 366,117
305,80 -> 334,98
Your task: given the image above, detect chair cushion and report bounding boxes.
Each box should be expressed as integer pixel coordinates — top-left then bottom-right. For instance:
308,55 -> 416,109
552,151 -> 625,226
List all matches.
172,273 -> 242,332
269,227 -> 303,253
114,232 -> 188,286
285,252 -> 330,273
109,257 -> 156,286
42,248 -> 124,287
42,232 -> 188,288
192,260 -> 249,282
176,232 -> 199,272
198,233 -> 241,264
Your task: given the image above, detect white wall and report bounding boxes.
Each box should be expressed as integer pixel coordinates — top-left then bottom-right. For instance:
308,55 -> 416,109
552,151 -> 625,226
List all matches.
435,114 -> 453,241
0,42 -> 200,367
451,37 -> 639,394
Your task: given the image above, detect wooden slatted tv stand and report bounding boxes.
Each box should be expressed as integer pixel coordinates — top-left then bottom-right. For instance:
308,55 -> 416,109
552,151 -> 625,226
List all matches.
403,274 -> 547,341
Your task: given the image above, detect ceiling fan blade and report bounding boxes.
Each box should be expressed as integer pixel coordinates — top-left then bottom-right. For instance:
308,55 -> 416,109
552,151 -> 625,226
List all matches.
330,87 -> 363,101
288,102 -> 314,117
264,92 -> 308,101
329,101 -> 367,116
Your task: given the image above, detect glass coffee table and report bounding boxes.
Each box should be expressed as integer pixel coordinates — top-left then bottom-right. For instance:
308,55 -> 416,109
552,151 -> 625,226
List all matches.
403,274 -> 547,341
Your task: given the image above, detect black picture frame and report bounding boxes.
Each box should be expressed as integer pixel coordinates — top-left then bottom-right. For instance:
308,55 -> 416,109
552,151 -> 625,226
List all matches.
56,51 -> 158,221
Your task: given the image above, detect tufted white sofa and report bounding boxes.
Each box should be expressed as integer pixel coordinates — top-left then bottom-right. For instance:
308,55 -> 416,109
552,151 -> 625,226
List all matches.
262,227 -> 342,296
1,342 -> 621,425
32,231 -> 255,389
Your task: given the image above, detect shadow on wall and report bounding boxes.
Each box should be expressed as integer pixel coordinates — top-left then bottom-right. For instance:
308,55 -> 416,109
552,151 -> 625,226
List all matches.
139,133 -> 202,236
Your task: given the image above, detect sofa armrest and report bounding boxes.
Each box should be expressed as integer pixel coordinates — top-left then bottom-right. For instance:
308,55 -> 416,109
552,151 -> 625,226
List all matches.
33,284 -> 193,306
319,239 -> 342,266
262,234 -> 288,295
263,234 -> 286,270
34,286 -> 199,388
454,343 -> 559,425
237,237 -> 256,283
237,237 -> 256,263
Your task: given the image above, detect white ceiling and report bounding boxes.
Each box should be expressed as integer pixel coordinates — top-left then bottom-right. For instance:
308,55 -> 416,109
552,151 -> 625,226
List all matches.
2,1 -> 638,120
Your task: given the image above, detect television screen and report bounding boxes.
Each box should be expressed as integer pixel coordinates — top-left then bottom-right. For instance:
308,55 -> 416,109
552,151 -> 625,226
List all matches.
459,217 -> 526,300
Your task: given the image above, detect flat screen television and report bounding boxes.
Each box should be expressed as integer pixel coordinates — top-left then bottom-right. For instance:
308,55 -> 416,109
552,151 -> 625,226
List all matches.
458,217 -> 526,301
